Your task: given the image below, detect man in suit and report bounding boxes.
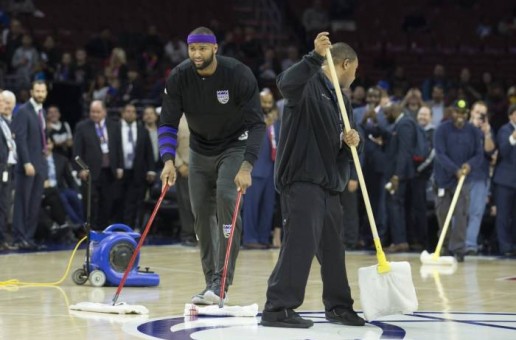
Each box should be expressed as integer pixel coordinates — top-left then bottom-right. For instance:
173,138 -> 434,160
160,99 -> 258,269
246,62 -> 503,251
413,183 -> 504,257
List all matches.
383,103 -> 416,253
242,89 -> 279,249
11,80 -> 48,249
73,100 -> 123,229
352,87 -> 389,246
0,92 -> 18,251
115,104 -> 155,228
493,104 -> 516,256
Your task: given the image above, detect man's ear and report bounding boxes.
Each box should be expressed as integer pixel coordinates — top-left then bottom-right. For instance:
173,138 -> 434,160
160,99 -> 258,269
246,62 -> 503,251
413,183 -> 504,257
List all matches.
214,44 -> 219,54
342,59 -> 350,70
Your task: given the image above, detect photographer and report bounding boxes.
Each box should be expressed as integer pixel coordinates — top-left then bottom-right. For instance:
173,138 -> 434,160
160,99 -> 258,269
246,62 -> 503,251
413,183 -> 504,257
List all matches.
465,101 -> 496,255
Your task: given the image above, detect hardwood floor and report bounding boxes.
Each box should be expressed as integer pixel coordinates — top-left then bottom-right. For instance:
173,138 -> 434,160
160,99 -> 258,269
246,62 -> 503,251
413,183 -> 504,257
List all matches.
0,245 -> 515,339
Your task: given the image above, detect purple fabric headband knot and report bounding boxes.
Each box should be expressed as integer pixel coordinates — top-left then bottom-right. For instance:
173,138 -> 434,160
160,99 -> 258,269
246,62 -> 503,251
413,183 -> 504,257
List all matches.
187,34 -> 217,44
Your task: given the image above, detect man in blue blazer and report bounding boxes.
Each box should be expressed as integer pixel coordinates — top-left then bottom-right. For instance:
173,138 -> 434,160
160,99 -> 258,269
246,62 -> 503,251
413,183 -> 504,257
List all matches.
383,103 -> 416,253
11,80 -> 49,249
243,89 -> 279,249
493,104 -> 516,256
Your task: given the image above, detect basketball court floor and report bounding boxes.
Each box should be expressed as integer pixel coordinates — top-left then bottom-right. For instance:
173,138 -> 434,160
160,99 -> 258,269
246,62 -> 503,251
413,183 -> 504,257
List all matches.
0,244 -> 515,339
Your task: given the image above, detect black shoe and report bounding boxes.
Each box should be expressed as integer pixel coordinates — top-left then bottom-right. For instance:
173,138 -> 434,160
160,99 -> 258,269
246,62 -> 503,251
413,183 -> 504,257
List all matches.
454,252 -> 465,263
243,242 -> 268,250
261,309 -> 313,328
14,240 -> 36,250
181,238 -> 198,247
0,242 -> 18,251
409,243 -> 424,252
503,251 -> 516,257
465,249 -> 478,256
325,308 -> 365,326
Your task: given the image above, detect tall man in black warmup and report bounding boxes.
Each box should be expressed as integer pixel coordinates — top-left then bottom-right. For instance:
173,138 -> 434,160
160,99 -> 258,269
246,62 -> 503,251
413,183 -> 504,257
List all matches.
159,27 -> 265,305
261,33 -> 365,328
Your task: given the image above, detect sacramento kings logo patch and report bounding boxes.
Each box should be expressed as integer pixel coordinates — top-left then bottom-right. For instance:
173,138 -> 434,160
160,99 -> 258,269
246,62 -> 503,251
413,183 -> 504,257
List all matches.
223,224 -> 231,238
216,90 -> 229,104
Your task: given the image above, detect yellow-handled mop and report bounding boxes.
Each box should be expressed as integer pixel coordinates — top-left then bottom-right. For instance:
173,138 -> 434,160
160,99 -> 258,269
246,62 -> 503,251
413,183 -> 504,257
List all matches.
420,174 -> 466,266
326,49 -> 418,321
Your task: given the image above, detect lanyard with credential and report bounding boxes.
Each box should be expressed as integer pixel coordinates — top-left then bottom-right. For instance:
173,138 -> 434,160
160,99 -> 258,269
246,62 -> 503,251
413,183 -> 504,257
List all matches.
96,122 -> 108,143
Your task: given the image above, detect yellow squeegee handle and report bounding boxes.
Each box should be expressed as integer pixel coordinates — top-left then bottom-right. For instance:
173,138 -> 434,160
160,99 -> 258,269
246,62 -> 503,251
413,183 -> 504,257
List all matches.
433,174 -> 466,260
326,48 -> 391,274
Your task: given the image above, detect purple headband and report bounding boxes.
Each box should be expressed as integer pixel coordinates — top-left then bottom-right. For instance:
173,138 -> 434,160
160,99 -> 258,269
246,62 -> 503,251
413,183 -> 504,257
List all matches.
187,34 -> 217,45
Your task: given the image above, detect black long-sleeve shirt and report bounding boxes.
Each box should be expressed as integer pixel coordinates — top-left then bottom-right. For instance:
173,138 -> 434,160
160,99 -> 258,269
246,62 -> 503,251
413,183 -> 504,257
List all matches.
159,55 -> 265,165
275,51 -> 362,193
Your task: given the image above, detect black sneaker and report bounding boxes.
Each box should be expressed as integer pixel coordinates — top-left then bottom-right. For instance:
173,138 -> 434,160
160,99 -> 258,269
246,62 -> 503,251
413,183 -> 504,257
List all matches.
454,252 -> 465,263
261,309 -> 313,328
204,288 -> 229,305
325,308 -> 365,326
191,288 -> 212,305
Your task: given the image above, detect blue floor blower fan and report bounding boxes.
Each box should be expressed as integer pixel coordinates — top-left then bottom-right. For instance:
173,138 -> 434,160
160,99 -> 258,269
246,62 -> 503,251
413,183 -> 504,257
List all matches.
71,157 -> 159,287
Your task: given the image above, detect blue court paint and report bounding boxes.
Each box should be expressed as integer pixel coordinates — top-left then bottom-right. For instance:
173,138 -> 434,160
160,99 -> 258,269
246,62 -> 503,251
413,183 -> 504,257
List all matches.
125,311 -> 516,340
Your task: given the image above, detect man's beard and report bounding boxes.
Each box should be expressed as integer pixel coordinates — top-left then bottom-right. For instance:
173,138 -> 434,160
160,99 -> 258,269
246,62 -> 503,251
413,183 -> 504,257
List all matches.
192,53 -> 214,70
33,96 -> 46,104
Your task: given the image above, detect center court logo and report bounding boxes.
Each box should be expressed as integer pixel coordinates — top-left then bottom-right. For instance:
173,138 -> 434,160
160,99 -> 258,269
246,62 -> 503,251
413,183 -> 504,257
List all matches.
123,311 -> 516,339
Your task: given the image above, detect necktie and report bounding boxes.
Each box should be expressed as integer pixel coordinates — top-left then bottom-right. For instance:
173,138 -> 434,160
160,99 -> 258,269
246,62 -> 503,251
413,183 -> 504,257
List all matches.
126,125 -> 135,168
38,109 -> 47,152
268,125 -> 276,161
96,122 -> 110,167
96,122 -> 105,142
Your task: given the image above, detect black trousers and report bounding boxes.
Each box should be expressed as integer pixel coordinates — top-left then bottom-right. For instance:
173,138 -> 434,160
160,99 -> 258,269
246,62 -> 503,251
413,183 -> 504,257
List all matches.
115,169 -> 145,228
265,182 -> 354,312
0,166 -> 14,242
407,176 -> 429,249
82,168 -> 118,230
13,169 -> 45,243
340,187 -> 359,247
36,187 -> 68,241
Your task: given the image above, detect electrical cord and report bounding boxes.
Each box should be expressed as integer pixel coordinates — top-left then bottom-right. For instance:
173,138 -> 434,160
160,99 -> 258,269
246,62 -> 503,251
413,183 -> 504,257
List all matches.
0,236 -> 87,289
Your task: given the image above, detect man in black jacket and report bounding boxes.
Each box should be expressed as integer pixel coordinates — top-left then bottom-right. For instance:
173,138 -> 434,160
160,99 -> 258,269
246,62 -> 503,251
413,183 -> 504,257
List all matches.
73,100 -> 123,229
115,104 -> 155,228
261,32 -> 364,329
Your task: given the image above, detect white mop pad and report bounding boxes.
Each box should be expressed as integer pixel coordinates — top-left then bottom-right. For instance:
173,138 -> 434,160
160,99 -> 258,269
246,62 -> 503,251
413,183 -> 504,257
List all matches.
184,303 -> 258,317
69,309 -> 149,323
420,250 -> 457,265
358,261 -> 418,321
69,301 -> 149,315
